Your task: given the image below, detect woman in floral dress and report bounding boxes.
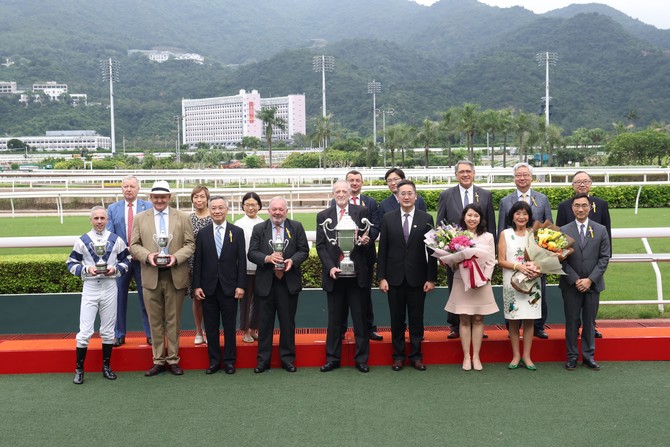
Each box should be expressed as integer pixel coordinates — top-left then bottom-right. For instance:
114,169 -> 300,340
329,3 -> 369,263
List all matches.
188,185 -> 212,345
498,201 -> 541,370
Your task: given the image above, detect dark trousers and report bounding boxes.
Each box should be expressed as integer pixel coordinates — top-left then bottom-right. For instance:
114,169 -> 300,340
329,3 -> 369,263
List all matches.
326,278 -> 369,364
115,260 -> 151,338
202,283 -> 238,367
256,276 -> 298,366
387,279 -> 425,362
563,288 -> 599,361
239,274 -> 258,331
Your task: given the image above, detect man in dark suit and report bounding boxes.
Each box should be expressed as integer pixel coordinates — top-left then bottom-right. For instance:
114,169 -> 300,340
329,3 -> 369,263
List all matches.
106,175 -> 153,346
247,196 -> 310,373
556,170 -> 612,338
330,170 -> 383,341
378,167 -> 427,223
378,180 -> 437,371
192,195 -> 247,375
559,193 -> 610,371
318,180 -> 372,373
436,160 -> 495,338
129,180 -> 195,377
497,162 -> 553,339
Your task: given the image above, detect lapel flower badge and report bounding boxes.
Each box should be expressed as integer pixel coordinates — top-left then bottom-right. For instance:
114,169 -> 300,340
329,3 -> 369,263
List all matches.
591,202 -> 597,213
531,196 -> 538,207
286,227 -> 292,239
474,192 -> 480,202
229,230 -> 233,242
588,226 -> 594,238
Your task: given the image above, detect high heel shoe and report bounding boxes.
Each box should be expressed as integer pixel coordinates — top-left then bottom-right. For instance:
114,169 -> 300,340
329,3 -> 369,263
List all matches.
520,360 -> 537,371
462,357 -> 472,371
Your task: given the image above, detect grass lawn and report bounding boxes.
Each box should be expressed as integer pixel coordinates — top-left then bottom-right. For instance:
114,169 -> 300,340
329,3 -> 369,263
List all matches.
1,208 -> 668,318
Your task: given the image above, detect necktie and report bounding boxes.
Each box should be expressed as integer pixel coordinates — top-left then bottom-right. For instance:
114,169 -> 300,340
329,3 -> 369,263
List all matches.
351,196 -> 357,205
159,212 -> 167,254
403,213 -> 410,243
464,190 -> 469,206
579,223 -> 586,247
521,193 -> 527,203
215,225 -> 223,257
127,202 -> 133,243
339,208 -> 345,222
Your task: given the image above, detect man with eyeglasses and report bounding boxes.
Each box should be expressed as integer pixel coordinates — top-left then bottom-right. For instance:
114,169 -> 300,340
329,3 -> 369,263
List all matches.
559,193 -> 610,371
556,171 -> 611,338
498,162 -> 553,339
436,160 -> 496,339
378,167 -> 427,223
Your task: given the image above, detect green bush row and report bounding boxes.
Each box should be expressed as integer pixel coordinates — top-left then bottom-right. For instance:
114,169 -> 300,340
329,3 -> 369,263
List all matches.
366,185 -> 670,210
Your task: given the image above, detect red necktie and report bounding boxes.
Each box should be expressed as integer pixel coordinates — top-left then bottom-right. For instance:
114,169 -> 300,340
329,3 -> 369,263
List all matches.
352,196 -> 357,205
339,208 -> 345,221
127,202 -> 133,243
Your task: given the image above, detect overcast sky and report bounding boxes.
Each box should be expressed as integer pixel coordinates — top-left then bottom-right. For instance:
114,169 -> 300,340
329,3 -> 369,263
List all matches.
412,0 -> 670,30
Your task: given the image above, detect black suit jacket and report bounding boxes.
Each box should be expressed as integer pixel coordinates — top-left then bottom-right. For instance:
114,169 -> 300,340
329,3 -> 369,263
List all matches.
556,196 -> 612,252
559,220 -> 610,293
192,222 -> 247,296
247,218 -> 310,296
316,205 -> 371,292
377,208 -> 437,288
436,184 -> 496,236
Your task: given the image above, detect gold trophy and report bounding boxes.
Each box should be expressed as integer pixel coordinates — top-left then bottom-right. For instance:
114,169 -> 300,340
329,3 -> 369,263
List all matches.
320,214 -> 371,277
152,230 -> 173,266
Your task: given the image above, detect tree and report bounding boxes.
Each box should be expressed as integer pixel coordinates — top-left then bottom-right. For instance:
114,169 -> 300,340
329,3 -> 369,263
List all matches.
310,114 -> 335,149
243,154 -> 266,168
606,129 -> 670,166
239,136 -> 261,150
498,108 -> 514,168
415,118 -> 439,168
455,103 -> 481,161
440,107 -> 458,167
257,107 -> 286,167
480,109 -> 500,167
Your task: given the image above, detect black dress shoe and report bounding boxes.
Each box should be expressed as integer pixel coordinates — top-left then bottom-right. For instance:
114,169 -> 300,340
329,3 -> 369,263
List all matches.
320,361 -> 341,372
205,365 -> 220,375
168,363 -> 184,375
146,337 -> 152,345
447,329 -> 459,339
583,359 -> 601,371
369,331 -> 383,341
595,330 -> 603,339
411,360 -> 427,371
565,359 -> 577,371
113,337 -> 125,347
392,359 -> 403,371
224,364 -> 236,375
282,363 -> 297,373
145,364 -> 165,376
356,363 -> 370,373
254,364 -> 267,373
73,369 -> 84,384
102,365 -> 117,380
482,333 -> 488,339
535,330 -> 549,339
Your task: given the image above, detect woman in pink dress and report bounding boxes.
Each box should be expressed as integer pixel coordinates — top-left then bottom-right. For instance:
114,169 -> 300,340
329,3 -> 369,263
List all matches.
444,204 -> 499,371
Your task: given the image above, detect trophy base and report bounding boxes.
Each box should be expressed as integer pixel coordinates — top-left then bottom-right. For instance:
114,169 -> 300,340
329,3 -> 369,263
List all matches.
155,256 -> 170,267
336,271 -> 358,278
95,264 -> 108,274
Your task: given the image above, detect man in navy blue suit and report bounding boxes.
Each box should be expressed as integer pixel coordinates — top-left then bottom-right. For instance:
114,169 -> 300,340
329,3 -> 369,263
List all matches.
192,196 -> 247,375
106,175 -> 152,346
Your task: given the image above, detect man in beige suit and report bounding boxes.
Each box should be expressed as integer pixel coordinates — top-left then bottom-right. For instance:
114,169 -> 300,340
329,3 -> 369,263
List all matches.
130,180 -> 195,376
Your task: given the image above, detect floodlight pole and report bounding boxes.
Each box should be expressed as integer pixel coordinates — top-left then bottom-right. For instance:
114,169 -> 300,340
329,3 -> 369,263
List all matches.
312,55 -> 334,117
101,58 -> 119,155
536,51 -> 558,129
367,80 -> 381,146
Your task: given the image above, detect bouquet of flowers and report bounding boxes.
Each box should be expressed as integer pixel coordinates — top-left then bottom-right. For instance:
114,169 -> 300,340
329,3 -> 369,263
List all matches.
511,220 -> 575,294
424,224 -> 494,291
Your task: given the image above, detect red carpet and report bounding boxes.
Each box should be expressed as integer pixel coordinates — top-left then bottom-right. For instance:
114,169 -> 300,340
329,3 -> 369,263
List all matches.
1,321 -> 669,374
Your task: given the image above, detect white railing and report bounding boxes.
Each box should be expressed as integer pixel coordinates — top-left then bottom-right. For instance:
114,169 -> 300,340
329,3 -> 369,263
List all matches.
1,227 -> 669,311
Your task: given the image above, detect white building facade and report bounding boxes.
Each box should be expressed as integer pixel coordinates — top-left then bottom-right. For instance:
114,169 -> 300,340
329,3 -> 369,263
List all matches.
32,82 -> 68,100
182,90 -> 306,148
0,131 -> 110,151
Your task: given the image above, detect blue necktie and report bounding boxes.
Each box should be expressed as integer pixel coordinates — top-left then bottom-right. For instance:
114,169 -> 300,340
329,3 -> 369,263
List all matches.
403,213 -> 410,243
464,190 -> 470,206
215,225 -> 223,257
579,223 -> 586,247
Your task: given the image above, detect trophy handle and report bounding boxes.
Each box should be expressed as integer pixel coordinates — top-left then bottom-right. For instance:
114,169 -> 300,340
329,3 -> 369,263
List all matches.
320,218 -> 337,246
359,217 -> 372,235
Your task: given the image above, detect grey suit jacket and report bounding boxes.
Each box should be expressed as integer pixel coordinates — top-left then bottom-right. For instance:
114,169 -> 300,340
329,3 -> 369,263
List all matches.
559,220 -> 610,293
436,185 -> 496,236
498,189 -> 553,238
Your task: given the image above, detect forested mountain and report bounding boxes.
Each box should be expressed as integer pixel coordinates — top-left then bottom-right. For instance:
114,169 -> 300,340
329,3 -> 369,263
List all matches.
0,0 -> 668,145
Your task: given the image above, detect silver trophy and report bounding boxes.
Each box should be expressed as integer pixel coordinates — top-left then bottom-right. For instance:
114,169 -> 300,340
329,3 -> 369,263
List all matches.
268,235 -> 290,271
88,239 -> 112,274
320,214 -> 371,277
152,230 -> 173,266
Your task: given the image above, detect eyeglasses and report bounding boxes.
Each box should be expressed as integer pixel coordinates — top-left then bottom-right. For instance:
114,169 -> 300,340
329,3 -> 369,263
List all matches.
398,191 -> 415,197
386,177 -> 402,184
457,170 -> 473,175
573,180 -> 592,186
572,203 -> 590,209
515,173 -> 531,178
243,202 -> 259,208
210,206 -> 228,211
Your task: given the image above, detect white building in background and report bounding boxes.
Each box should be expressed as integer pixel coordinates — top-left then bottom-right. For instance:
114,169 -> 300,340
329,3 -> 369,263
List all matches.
182,90 -> 306,148
0,131 -> 110,151
128,49 -> 204,64
0,81 -> 18,94
32,81 -> 68,100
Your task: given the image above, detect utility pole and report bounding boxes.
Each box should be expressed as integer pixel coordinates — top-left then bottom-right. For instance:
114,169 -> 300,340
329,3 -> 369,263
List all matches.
100,58 -> 119,155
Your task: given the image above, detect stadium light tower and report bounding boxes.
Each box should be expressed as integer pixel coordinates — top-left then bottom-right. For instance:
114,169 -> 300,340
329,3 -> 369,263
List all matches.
312,55 -> 334,117
101,58 -> 120,155
173,115 -> 182,163
367,80 -> 381,145
536,51 -> 558,129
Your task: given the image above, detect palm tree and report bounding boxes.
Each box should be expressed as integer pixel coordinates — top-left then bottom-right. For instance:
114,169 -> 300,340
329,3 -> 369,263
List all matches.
257,107 -> 286,167
498,108 -> 514,168
310,114 -> 334,149
440,108 -> 458,166
480,109 -> 501,167
455,103 -> 481,161
415,118 -> 439,168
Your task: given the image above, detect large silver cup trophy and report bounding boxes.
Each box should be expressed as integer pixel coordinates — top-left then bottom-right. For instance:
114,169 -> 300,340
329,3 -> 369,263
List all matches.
88,239 -> 112,274
320,214 -> 371,277
152,230 -> 173,266
268,235 -> 290,271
